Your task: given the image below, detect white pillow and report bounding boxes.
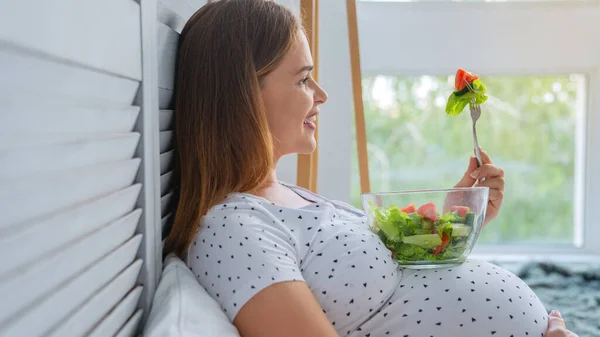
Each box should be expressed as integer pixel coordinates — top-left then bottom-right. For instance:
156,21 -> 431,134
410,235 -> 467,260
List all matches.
143,253 -> 241,337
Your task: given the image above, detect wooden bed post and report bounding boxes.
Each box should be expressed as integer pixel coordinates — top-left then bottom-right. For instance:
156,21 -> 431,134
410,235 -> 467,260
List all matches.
296,0 -> 319,192
346,0 -> 371,194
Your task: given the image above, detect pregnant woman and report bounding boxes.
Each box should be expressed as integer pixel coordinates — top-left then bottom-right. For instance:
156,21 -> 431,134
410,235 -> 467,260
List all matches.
164,1 -> 577,336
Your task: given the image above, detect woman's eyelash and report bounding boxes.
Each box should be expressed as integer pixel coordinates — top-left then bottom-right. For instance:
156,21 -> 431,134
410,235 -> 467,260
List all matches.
300,76 -> 310,85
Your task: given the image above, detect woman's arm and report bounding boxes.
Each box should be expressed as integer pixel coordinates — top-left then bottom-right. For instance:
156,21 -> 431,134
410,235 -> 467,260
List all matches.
234,280 -> 339,337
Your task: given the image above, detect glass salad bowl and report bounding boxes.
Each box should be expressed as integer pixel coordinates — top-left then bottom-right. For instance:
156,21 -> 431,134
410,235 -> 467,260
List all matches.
361,187 -> 489,269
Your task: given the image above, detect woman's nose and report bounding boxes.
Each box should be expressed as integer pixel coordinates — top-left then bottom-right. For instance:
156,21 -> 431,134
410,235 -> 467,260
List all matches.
315,83 -> 328,104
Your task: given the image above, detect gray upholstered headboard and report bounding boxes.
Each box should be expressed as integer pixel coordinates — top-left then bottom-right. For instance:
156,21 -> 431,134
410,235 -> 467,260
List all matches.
0,0 -> 206,336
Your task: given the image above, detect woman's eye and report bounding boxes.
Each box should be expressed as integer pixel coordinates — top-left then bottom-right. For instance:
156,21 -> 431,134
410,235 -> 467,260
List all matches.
300,76 -> 310,85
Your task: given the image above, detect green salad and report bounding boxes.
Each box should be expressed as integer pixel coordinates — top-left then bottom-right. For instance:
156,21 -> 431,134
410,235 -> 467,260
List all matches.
368,202 -> 477,262
445,68 -> 488,116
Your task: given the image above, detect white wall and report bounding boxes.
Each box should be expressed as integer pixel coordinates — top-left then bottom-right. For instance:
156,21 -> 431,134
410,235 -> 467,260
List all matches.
275,0 -> 355,203
316,1 -> 354,202
274,0 -> 300,185
356,1 -> 600,76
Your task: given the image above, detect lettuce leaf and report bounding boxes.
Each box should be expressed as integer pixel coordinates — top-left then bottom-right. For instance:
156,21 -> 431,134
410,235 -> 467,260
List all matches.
411,228 -> 432,235
439,211 -> 458,224
379,217 -> 402,242
445,79 -> 488,116
387,206 -> 411,226
393,243 -> 430,260
392,242 -> 464,261
371,204 -> 425,239
436,221 -> 454,238
370,204 -> 473,262
369,203 -> 401,242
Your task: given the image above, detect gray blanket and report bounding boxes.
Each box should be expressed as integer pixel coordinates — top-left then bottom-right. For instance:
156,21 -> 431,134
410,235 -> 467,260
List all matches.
494,261 -> 600,337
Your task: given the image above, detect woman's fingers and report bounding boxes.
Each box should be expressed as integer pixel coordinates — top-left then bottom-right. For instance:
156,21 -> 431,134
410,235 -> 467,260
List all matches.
476,176 -> 505,196
476,147 -> 494,165
470,164 -> 504,181
454,156 -> 479,188
487,187 -> 504,202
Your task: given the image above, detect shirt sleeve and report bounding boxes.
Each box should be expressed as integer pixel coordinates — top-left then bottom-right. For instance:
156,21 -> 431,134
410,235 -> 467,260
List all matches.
187,202 -> 305,321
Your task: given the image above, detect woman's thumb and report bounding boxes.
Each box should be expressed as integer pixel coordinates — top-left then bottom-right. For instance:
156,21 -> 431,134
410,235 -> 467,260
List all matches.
454,156 -> 478,188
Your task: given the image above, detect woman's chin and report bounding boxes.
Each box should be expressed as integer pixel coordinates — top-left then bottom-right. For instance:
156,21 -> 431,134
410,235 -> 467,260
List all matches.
298,137 -> 317,154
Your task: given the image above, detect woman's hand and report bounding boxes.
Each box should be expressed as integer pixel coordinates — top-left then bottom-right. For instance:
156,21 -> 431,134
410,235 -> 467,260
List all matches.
546,310 -> 579,337
454,148 -> 505,227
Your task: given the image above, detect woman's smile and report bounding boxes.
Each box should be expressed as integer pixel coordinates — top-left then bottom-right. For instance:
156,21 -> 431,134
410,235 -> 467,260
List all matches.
303,113 -> 318,130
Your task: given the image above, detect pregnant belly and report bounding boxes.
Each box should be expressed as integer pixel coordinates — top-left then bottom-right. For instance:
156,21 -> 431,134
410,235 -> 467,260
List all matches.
351,260 -> 548,337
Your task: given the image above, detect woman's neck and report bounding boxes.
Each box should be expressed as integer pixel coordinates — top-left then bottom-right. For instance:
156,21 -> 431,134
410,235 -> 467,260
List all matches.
246,167 -> 279,195
262,153 -> 283,189
264,168 -> 279,187
250,168 -> 313,208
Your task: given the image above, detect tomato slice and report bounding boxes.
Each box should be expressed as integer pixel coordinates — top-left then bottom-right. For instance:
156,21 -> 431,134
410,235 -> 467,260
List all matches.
450,206 -> 470,217
454,69 -> 466,91
431,233 -> 451,255
417,202 -> 438,222
454,68 -> 480,91
400,204 -> 417,214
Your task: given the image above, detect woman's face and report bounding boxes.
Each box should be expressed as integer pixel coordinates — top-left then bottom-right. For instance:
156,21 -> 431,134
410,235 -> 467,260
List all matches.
261,32 -> 328,158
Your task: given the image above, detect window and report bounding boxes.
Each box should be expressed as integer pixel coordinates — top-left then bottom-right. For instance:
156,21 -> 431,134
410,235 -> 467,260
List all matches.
350,74 -> 586,246
314,0 -> 600,255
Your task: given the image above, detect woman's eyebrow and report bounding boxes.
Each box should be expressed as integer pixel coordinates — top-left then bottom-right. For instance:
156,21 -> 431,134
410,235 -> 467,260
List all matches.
295,65 -> 314,75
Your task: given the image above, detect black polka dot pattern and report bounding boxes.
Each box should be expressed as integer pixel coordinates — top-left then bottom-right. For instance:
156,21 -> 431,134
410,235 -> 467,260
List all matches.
355,261 -> 548,337
187,184 -> 549,337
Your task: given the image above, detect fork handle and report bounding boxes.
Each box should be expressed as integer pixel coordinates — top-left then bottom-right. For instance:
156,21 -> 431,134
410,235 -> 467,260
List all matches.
472,123 -> 485,183
472,123 -> 483,168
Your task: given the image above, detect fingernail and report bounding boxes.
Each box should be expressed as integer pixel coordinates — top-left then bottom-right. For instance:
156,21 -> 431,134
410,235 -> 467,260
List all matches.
470,169 -> 480,178
550,310 -> 562,318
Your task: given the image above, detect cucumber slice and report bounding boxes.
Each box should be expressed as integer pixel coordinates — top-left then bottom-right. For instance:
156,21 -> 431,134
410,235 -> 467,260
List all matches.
377,229 -> 388,244
409,213 -> 424,226
450,216 -> 466,223
412,228 -> 432,235
422,219 -> 434,230
402,234 -> 442,248
450,224 -> 471,237
454,84 -> 473,97
465,212 -> 476,227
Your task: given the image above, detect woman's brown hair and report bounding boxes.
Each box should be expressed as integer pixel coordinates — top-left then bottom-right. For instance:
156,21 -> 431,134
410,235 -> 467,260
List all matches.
164,0 -> 303,257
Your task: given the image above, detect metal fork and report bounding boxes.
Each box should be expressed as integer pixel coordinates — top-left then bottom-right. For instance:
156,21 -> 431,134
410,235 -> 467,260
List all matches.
470,98 -> 483,168
469,98 -> 486,184
463,77 -> 484,169
471,98 -> 485,183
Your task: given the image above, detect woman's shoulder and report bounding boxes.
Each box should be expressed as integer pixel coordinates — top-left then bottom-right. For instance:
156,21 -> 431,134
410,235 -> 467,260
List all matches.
199,191 -> 323,238
279,181 -> 366,217
189,193 -> 289,261
203,192 -> 278,220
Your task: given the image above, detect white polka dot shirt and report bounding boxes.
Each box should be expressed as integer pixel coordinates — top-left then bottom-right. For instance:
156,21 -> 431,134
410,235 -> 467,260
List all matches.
188,183 -> 549,337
